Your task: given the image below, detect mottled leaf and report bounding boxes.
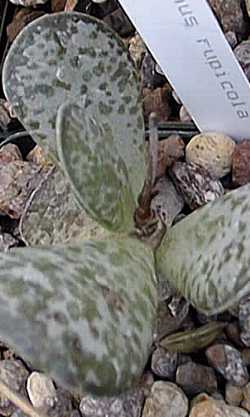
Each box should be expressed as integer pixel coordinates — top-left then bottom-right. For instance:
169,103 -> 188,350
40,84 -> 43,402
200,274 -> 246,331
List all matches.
0,237 -> 157,396
57,102 -> 135,232
19,167 -> 107,246
2,12 -> 146,199
156,184 -> 250,315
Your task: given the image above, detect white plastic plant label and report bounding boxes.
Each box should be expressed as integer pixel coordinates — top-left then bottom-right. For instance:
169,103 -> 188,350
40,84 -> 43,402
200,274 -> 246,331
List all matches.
119,0 -> 250,141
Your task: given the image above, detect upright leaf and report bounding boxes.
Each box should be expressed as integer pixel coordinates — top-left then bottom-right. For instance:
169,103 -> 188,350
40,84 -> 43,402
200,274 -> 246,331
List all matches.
2,12 -> 146,199
0,237 -> 157,396
57,102 -> 135,232
156,184 -> 250,315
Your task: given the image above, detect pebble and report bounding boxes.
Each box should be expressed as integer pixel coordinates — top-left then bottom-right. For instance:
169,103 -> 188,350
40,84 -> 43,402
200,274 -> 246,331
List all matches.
206,344 -> 249,386
150,176 -> 184,228
169,161 -> 224,209
9,0 -> 48,5
0,144 -> 22,164
234,41 -> 250,81
189,398 -> 249,417
45,388 -> 73,417
26,372 -> 56,409
151,347 -> 178,380
80,389 -> 143,417
186,132 -> 235,179
143,85 -> 172,123
142,381 -> 188,417
225,383 -> 244,406
0,100 -> 12,130
207,0 -> 247,39
0,360 -> 29,416
232,141 -> 250,186
239,295 -> 250,347
156,134 -> 185,178
176,362 -> 217,395
242,383 -> 250,412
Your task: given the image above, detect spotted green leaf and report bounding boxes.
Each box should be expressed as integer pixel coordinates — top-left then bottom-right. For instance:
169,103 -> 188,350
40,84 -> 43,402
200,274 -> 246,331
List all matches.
2,12 -> 146,199
19,167 -> 107,246
57,102 -> 136,232
0,237 -> 157,396
156,184 -> 250,315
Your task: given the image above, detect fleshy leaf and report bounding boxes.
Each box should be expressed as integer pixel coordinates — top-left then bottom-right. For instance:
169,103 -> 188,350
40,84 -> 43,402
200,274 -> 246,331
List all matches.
156,184 -> 250,315
57,102 -> 136,232
19,166 -> 107,245
2,12 -> 146,199
0,237 -> 157,396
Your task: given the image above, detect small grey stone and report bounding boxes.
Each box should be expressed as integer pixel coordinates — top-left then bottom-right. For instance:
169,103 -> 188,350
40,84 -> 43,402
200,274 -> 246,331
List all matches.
46,388 -> 73,417
206,344 -> 249,386
150,177 -> 184,228
151,347 -> 178,380
176,362 -> 218,395
0,360 -> 29,417
142,381 -> 188,417
80,389 -> 143,417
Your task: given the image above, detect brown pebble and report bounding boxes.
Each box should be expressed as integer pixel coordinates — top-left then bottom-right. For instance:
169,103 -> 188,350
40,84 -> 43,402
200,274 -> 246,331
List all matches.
156,134 -> 184,178
232,140 -> 250,186
225,383 -> 244,406
242,382 -> 250,412
143,85 -> 172,123
206,344 -> 249,386
176,362 -> 217,395
190,398 -> 249,417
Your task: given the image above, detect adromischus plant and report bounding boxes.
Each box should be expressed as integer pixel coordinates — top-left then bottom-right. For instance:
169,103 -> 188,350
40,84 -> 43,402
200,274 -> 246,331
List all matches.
2,11 -> 250,398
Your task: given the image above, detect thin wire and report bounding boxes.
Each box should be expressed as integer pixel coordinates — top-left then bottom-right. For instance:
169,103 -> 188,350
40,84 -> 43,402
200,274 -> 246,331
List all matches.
0,1 -> 8,48
0,131 -> 29,148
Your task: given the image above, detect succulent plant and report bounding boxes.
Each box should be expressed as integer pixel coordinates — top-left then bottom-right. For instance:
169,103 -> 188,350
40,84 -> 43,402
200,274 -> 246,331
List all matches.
2,10 -> 250,399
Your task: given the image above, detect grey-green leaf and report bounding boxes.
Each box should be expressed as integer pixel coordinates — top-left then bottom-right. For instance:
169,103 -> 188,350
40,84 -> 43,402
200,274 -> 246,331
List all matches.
0,237 -> 157,396
2,12 -> 146,199
156,184 -> 250,315
19,166 -> 107,246
57,102 -> 136,232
